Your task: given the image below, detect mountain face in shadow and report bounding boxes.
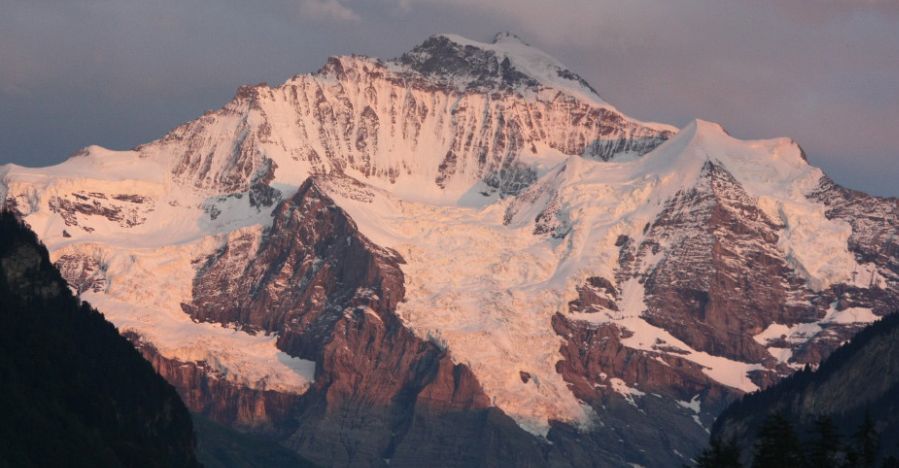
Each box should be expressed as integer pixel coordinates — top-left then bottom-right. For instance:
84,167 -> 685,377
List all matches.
0,211 -> 199,468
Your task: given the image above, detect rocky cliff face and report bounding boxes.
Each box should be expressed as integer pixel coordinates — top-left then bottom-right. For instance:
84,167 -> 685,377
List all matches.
147,33 -> 672,200
622,161 -> 817,366
2,33 -> 898,467
809,176 -> 899,303
127,332 -> 304,434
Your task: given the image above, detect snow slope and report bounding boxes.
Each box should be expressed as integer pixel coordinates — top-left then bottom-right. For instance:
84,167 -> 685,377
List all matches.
0,153 -> 315,393
327,119 -> 883,433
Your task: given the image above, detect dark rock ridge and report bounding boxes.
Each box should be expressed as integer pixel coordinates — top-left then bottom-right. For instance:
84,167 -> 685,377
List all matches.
623,161 -> 817,367
0,211 -> 199,467
399,34 -> 540,90
183,178 -> 405,346
552,313 -> 736,464
47,190 -> 150,230
598,161 -> 899,379
712,313 -> 899,465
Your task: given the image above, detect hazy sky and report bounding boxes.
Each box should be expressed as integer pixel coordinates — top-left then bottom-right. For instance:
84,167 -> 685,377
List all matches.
1,0 -> 897,195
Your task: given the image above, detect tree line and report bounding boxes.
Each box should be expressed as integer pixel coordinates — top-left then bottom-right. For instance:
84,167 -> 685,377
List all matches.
694,411 -> 897,468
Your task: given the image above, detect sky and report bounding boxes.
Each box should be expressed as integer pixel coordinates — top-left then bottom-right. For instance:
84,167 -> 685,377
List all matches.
1,0 -> 897,196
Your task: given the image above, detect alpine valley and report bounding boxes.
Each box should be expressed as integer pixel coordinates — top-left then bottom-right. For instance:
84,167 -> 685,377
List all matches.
2,33 -> 897,467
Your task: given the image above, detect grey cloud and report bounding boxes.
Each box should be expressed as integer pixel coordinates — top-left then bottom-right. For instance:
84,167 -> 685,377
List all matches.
298,0 -> 360,22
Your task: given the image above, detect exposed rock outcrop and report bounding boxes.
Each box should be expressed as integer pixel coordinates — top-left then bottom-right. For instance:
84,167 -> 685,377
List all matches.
626,161 -> 816,365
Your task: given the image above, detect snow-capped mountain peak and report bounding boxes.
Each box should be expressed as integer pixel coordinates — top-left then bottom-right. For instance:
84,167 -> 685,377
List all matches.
2,33 -> 897,468
491,31 -> 529,45
398,32 -> 617,110
30,33 -> 672,208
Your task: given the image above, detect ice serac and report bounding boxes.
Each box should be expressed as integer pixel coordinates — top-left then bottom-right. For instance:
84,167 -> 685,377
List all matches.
2,33 -> 898,467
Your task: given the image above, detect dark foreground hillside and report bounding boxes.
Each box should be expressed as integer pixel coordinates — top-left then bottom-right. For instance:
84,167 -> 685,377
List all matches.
0,211 -> 199,468
193,414 -> 317,468
709,312 -> 899,467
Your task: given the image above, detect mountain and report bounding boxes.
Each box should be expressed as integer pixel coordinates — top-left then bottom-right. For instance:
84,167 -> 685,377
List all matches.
1,32 -> 897,467
0,211 -> 199,467
710,313 -> 899,466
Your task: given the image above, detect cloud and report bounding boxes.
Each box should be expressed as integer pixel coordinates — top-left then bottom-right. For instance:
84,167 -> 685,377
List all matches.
298,0 -> 360,22
772,0 -> 899,20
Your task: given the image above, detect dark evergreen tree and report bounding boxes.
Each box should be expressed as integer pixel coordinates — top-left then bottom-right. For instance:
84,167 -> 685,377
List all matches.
694,438 -> 743,468
806,415 -> 841,468
854,411 -> 879,468
882,440 -> 899,468
751,413 -> 803,468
